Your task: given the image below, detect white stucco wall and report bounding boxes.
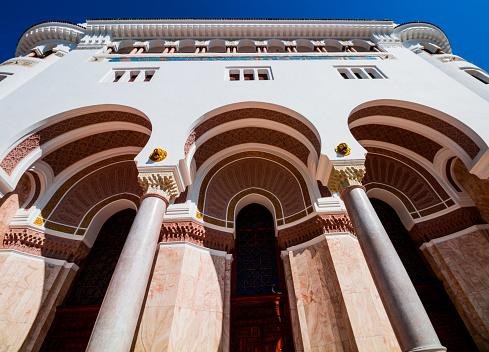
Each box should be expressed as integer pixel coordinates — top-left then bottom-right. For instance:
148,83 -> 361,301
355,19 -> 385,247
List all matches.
1,27 -> 489,192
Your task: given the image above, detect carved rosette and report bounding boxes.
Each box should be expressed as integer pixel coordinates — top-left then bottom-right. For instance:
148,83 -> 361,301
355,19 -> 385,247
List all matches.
137,170 -> 179,202
327,161 -> 366,193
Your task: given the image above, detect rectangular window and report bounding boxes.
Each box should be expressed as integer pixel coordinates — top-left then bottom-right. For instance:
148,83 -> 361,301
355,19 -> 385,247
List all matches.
144,70 -> 155,82
226,67 -> 273,81
336,66 -> 386,80
128,71 -> 140,82
257,69 -> 269,80
243,69 -> 255,81
113,71 -> 125,82
229,69 -> 240,81
463,68 -> 489,84
104,67 -> 158,83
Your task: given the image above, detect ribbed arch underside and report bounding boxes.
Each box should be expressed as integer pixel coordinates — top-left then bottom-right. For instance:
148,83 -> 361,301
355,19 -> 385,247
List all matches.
198,151 -> 313,228
350,102 -> 487,244
349,104 -> 481,162
0,109 -> 152,238
0,110 -> 151,182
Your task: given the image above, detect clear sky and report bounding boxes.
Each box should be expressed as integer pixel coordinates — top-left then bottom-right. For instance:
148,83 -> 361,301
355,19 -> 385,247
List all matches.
0,0 -> 488,70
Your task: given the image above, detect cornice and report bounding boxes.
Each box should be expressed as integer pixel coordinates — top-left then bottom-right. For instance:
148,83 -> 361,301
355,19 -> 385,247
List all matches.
15,21 -> 86,56
393,22 -> 451,54
85,19 -> 395,39
14,19 -> 452,56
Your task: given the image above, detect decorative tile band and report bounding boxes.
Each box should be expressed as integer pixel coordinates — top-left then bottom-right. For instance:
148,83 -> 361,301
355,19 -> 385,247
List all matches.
108,55 -> 381,63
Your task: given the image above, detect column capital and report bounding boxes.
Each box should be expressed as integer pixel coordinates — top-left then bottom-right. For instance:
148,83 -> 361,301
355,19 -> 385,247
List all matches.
327,160 -> 366,193
137,169 -> 179,202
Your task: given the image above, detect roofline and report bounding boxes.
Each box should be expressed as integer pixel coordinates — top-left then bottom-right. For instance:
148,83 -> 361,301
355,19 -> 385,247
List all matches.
14,18 -> 452,56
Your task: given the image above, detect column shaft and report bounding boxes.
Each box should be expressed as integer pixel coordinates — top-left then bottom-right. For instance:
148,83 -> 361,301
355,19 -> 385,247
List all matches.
342,186 -> 445,352
86,195 -> 166,352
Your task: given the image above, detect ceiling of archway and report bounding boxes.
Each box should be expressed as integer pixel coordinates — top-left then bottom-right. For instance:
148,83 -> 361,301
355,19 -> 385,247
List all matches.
198,151 -> 313,228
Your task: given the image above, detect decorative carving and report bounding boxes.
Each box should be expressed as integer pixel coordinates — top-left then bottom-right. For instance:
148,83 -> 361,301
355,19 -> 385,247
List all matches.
327,162 -> 366,193
198,152 -> 312,227
193,127 -> 310,169
335,142 -> 351,156
46,160 -> 141,230
149,148 -> 167,162
184,108 -> 321,156
363,149 -> 452,217
43,130 -> 148,175
349,104 -> 479,159
0,58 -> 38,67
277,213 -> 355,249
410,207 -> 486,245
138,170 -> 179,201
2,227 -> 90,263
1,111 -> 150,175
160,220 -> 234,251
34,216 -> 44,226
350,124 -> 442,162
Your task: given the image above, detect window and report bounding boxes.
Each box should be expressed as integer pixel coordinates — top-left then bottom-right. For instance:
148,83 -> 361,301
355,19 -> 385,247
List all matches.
364,67 -> 383,79
0,72 -> 13,82
105,68 -> 158,83
113,71 -> 125,82
243,69 -> 254,80
128,71 -> 140,82
351,68 -> 368,79
257,69 -> 270,80
226,67 -> 273,81
337,66 -> 386,80
463,68 -> 489,85
229,69 -> 240,81
144,70 -> 155,82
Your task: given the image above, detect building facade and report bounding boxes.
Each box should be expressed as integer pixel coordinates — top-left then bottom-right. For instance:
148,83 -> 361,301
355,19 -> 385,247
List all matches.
0,19 -> 488,351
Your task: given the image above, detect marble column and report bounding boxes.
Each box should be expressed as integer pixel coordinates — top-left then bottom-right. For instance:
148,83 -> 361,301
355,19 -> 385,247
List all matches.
328,162 -> 446,352
86,170 -> 179,352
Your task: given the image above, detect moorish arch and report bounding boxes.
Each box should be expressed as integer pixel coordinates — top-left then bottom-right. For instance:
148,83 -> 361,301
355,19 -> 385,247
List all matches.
0,105 -> 151,237
0,106 -> 153,350
348,100 -> 487,242
146,104 -> 389,352
347,99 -> 487,349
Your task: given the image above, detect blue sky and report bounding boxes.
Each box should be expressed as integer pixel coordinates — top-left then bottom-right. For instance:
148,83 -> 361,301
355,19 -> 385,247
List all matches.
1,0 -> 488,70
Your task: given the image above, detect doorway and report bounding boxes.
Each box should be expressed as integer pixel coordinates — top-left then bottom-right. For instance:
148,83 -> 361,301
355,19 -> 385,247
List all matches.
371,198 -> 477,351
40,209 -> 136,352
231,203 -> 294,352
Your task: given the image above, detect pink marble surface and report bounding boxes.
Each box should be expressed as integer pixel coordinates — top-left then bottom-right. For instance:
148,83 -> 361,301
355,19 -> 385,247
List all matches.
285,234 -> 400,351
422,229 -> 489,351
134,244 -> 231,351
326,235 -> 400,351
0,250 -> 76,352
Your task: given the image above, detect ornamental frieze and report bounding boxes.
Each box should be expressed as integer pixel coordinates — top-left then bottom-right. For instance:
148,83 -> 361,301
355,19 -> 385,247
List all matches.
2,227 -> 90,263
277,213 -> 355,249
160,220 -> 234,252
